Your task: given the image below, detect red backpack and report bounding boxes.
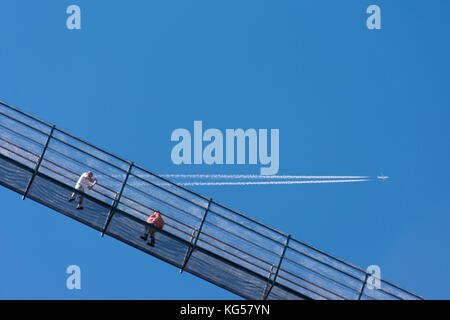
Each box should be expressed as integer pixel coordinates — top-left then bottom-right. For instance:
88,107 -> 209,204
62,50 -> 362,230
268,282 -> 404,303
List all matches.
147,211 -> 165,229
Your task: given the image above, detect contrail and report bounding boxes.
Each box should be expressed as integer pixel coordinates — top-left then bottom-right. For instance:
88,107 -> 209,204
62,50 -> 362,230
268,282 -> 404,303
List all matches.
161,174 -> 370,179
178,179 -> 372,186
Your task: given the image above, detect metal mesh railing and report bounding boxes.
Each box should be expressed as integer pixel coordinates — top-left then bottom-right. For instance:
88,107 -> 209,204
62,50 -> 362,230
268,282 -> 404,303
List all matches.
0,100 -> 424,300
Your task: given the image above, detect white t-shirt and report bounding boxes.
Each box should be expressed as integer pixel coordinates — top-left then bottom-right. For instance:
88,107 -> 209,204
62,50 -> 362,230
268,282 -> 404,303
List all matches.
75,172 -> 94,190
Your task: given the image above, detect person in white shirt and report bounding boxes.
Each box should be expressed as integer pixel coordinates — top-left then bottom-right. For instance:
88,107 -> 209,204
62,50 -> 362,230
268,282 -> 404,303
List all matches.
68,171 -> 98,210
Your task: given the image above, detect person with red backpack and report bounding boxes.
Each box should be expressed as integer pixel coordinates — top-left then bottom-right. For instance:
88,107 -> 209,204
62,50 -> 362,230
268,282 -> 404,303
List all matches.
140,211 -> 165,247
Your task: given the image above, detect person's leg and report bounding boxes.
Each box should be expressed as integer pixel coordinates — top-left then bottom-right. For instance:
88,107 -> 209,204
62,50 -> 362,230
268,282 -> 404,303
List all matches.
76,186 -> 85,210
140,225 -> 150,241
68,192 -> 76,201
76,195 -> 84,209
147,229 -> 155,247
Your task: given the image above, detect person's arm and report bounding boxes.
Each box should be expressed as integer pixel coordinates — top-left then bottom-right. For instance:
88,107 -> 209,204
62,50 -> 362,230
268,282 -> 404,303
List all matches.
88,178 -> 98,190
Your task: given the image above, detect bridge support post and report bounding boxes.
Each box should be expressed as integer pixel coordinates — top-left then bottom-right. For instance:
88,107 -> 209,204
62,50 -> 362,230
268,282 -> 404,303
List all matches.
179,198 -> 212,274
22,125 -> 55,200
357,272 -> 370,300
262,265 -> 275,299
263,234 -> 291,300
101,162 -> 133,237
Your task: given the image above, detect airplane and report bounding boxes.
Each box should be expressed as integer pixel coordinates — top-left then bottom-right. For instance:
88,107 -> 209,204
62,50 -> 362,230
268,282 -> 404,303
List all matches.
377,174 -> 389,181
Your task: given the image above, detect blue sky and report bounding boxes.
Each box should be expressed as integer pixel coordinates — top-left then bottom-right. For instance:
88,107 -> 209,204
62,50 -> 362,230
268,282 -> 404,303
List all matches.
1,0 -> 449,299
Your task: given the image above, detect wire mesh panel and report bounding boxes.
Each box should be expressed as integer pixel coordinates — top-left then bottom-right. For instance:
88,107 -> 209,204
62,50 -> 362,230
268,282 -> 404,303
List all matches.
104,211 -> 190,268
28,173 -> 111,231
183,246 -> 275,300
282,241 -> 366,300
266,283 -> 311,300
43,130 -> 130,202
118,166 -> 208,242
198,202 -> 286,279
0,101 -> 424,300
0,154 -> 33,195
0,110 -> 47,170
